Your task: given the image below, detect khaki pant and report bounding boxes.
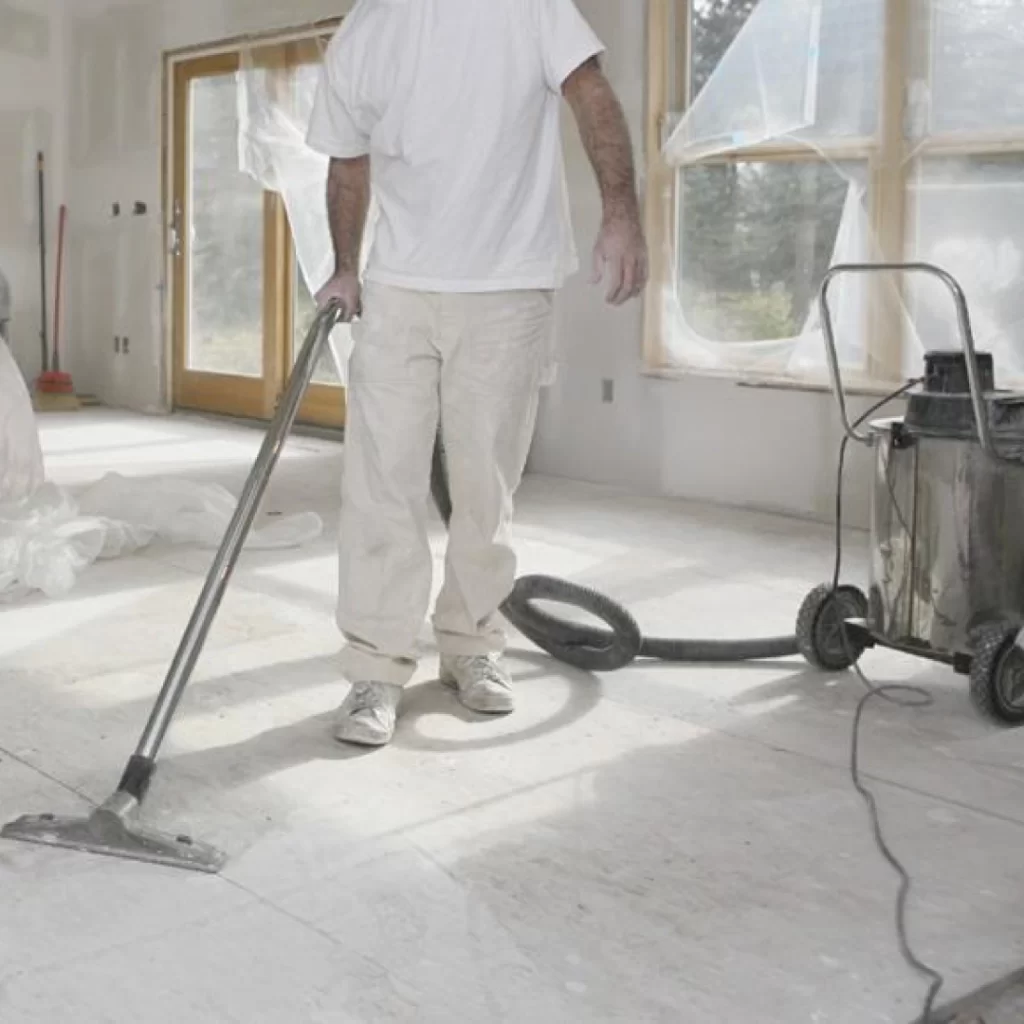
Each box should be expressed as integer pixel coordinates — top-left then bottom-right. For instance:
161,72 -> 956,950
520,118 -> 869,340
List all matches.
337,281 -> 553,686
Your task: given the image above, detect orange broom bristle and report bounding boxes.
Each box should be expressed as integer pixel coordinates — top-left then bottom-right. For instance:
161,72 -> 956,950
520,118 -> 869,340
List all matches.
37,370 -> 76,395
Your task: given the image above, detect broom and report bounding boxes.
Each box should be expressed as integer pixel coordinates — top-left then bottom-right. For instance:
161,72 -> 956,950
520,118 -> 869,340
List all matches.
35,199 -> 80,411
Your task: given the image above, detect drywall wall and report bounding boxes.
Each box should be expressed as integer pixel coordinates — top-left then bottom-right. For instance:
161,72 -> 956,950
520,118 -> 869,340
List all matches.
0,0 -> 67,381
532,0 -> 885,527
58,0 -> 880,526
60,0 -> 352,410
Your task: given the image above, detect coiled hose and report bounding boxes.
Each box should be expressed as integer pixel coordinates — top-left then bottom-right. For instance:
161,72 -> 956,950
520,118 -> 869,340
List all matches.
431,440 -> 799,672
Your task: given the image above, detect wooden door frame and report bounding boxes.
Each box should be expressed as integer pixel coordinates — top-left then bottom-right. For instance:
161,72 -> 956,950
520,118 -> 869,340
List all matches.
165,27 -> 345,428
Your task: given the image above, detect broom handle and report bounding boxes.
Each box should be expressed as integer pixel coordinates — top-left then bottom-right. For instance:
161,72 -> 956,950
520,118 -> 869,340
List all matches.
37,153 -> 49,374
53,205 -> 67,374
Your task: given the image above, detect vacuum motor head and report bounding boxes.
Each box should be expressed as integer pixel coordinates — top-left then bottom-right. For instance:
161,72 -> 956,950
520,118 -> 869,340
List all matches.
903,351 -> 1024,451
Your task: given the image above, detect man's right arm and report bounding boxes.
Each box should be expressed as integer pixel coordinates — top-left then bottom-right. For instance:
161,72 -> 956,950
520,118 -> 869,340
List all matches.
316,156 -> 371,317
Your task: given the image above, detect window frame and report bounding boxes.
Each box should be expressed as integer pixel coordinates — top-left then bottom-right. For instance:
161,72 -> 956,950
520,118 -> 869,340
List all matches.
162,21 -> 345,425
643,0 -> 912,388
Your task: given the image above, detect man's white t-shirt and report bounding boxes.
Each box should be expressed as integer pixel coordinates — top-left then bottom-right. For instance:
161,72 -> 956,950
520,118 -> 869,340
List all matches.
306,0 -> 604,293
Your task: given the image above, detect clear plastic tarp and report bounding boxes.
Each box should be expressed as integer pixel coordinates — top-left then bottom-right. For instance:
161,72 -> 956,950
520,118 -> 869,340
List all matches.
666,165 -> 872,374
665,0 -> 884,164
907,154 -> 1024,382
902,0 -> 1024,387
907,0 -> 1024,138
0,336 -> 44,505
237,45 -> 379,384
0,342 -> 322,601
660,0 -> 908,379
1,474 -> 322,601
662,0 -> 1024,384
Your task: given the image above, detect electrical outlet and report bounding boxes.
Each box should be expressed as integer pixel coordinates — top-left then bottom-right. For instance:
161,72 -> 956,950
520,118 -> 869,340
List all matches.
602,378 -> 614,404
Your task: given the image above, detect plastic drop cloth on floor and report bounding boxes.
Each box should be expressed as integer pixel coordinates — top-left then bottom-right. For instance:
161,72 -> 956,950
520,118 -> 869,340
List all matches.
0,336 -> 44,505
0,339 -> 323,601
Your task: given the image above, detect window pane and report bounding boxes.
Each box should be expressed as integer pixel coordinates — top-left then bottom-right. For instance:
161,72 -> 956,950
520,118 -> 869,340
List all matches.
188,73 -> 264,377
798,0 -> 883,140
678,161 -> 865,344
923,0 -> 1024,134
908,155 -> 1024,382
687,0 -> 881,145
691,0 -> 762,98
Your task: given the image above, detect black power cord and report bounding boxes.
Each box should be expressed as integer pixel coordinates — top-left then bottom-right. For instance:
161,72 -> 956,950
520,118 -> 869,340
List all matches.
832,380 -> 947,1022
431,376 -> 946,1020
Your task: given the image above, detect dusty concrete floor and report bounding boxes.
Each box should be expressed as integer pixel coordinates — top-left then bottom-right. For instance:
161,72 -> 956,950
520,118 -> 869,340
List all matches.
0,410 -> 1022,1023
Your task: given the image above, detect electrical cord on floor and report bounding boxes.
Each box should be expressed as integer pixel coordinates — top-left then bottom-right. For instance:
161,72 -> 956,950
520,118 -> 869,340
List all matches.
831,380 -> 947,1022
431,378 -> 945,1020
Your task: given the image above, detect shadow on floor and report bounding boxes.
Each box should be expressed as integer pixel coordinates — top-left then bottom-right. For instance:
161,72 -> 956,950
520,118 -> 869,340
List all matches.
160,651 -> 602,787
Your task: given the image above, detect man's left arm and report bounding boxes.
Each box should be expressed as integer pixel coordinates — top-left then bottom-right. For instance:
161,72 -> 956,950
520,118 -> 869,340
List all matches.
563,58 -> 648,306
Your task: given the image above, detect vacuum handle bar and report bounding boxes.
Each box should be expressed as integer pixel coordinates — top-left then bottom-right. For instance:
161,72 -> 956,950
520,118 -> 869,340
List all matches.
132,301 -> 345,765
819,262 -> 997,459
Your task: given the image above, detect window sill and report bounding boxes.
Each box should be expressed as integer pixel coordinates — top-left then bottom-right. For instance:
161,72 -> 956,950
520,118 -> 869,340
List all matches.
640,365 -> 907,399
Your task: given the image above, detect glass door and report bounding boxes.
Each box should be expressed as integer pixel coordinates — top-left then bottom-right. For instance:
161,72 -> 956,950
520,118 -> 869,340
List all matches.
171,42 -> 344,427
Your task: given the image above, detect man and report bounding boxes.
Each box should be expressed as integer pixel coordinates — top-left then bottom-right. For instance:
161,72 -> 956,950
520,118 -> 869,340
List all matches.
307,0 -> 647,747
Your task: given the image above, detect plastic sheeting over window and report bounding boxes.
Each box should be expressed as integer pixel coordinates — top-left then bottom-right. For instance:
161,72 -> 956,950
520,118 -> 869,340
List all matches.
908,154 -> 1024,382
663,0 -> 1024,385
908,0 -> 1024,137
669,160 -> 871,375
661,0 -> 900,379
903,1 -> 1024,387
666,0 -> 883,164
237,45 -> 377,384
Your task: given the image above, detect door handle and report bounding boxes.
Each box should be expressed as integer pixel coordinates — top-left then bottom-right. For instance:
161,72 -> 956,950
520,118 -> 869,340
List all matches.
169,200 -> 183,258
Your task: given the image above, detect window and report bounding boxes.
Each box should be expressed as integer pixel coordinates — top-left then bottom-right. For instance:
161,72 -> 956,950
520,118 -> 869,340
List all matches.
646,0 -> 1024,387
169,32 -> 346,427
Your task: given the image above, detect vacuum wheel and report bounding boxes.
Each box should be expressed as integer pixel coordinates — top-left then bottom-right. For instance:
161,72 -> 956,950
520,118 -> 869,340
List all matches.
968,623 -> 1024,727
796,584 -> 869,672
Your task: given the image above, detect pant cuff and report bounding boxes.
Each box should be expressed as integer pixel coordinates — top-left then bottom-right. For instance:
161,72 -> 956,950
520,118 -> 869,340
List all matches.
339,644 -> 417,687
434,626 -> 506,659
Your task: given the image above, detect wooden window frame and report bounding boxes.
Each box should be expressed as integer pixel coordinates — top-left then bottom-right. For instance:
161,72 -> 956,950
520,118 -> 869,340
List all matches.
643,0 -> 912,387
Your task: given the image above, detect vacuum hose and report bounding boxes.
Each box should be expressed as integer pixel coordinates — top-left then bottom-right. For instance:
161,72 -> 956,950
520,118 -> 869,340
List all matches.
431,440 -> 799,672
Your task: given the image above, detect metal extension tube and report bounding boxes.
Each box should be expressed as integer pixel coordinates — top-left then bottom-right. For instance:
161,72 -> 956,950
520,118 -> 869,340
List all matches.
1,303 -> 345,874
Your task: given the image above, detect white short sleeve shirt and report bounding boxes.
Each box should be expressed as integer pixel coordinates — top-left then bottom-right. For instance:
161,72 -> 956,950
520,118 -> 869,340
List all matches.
306,0 -> 604,293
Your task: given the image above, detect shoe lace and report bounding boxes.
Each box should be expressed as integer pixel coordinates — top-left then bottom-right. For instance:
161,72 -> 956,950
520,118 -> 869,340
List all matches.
350,682 -> 384,713
462,656 -> 508,688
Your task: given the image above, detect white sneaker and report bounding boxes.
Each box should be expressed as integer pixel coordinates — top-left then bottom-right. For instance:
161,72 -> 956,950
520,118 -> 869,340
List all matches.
440,654 -> 515,715
334,681 -> 402,747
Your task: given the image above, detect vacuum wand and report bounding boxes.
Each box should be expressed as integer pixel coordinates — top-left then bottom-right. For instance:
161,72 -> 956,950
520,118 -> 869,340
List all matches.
125,302 -> 346,792
1,303 -> 345,874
